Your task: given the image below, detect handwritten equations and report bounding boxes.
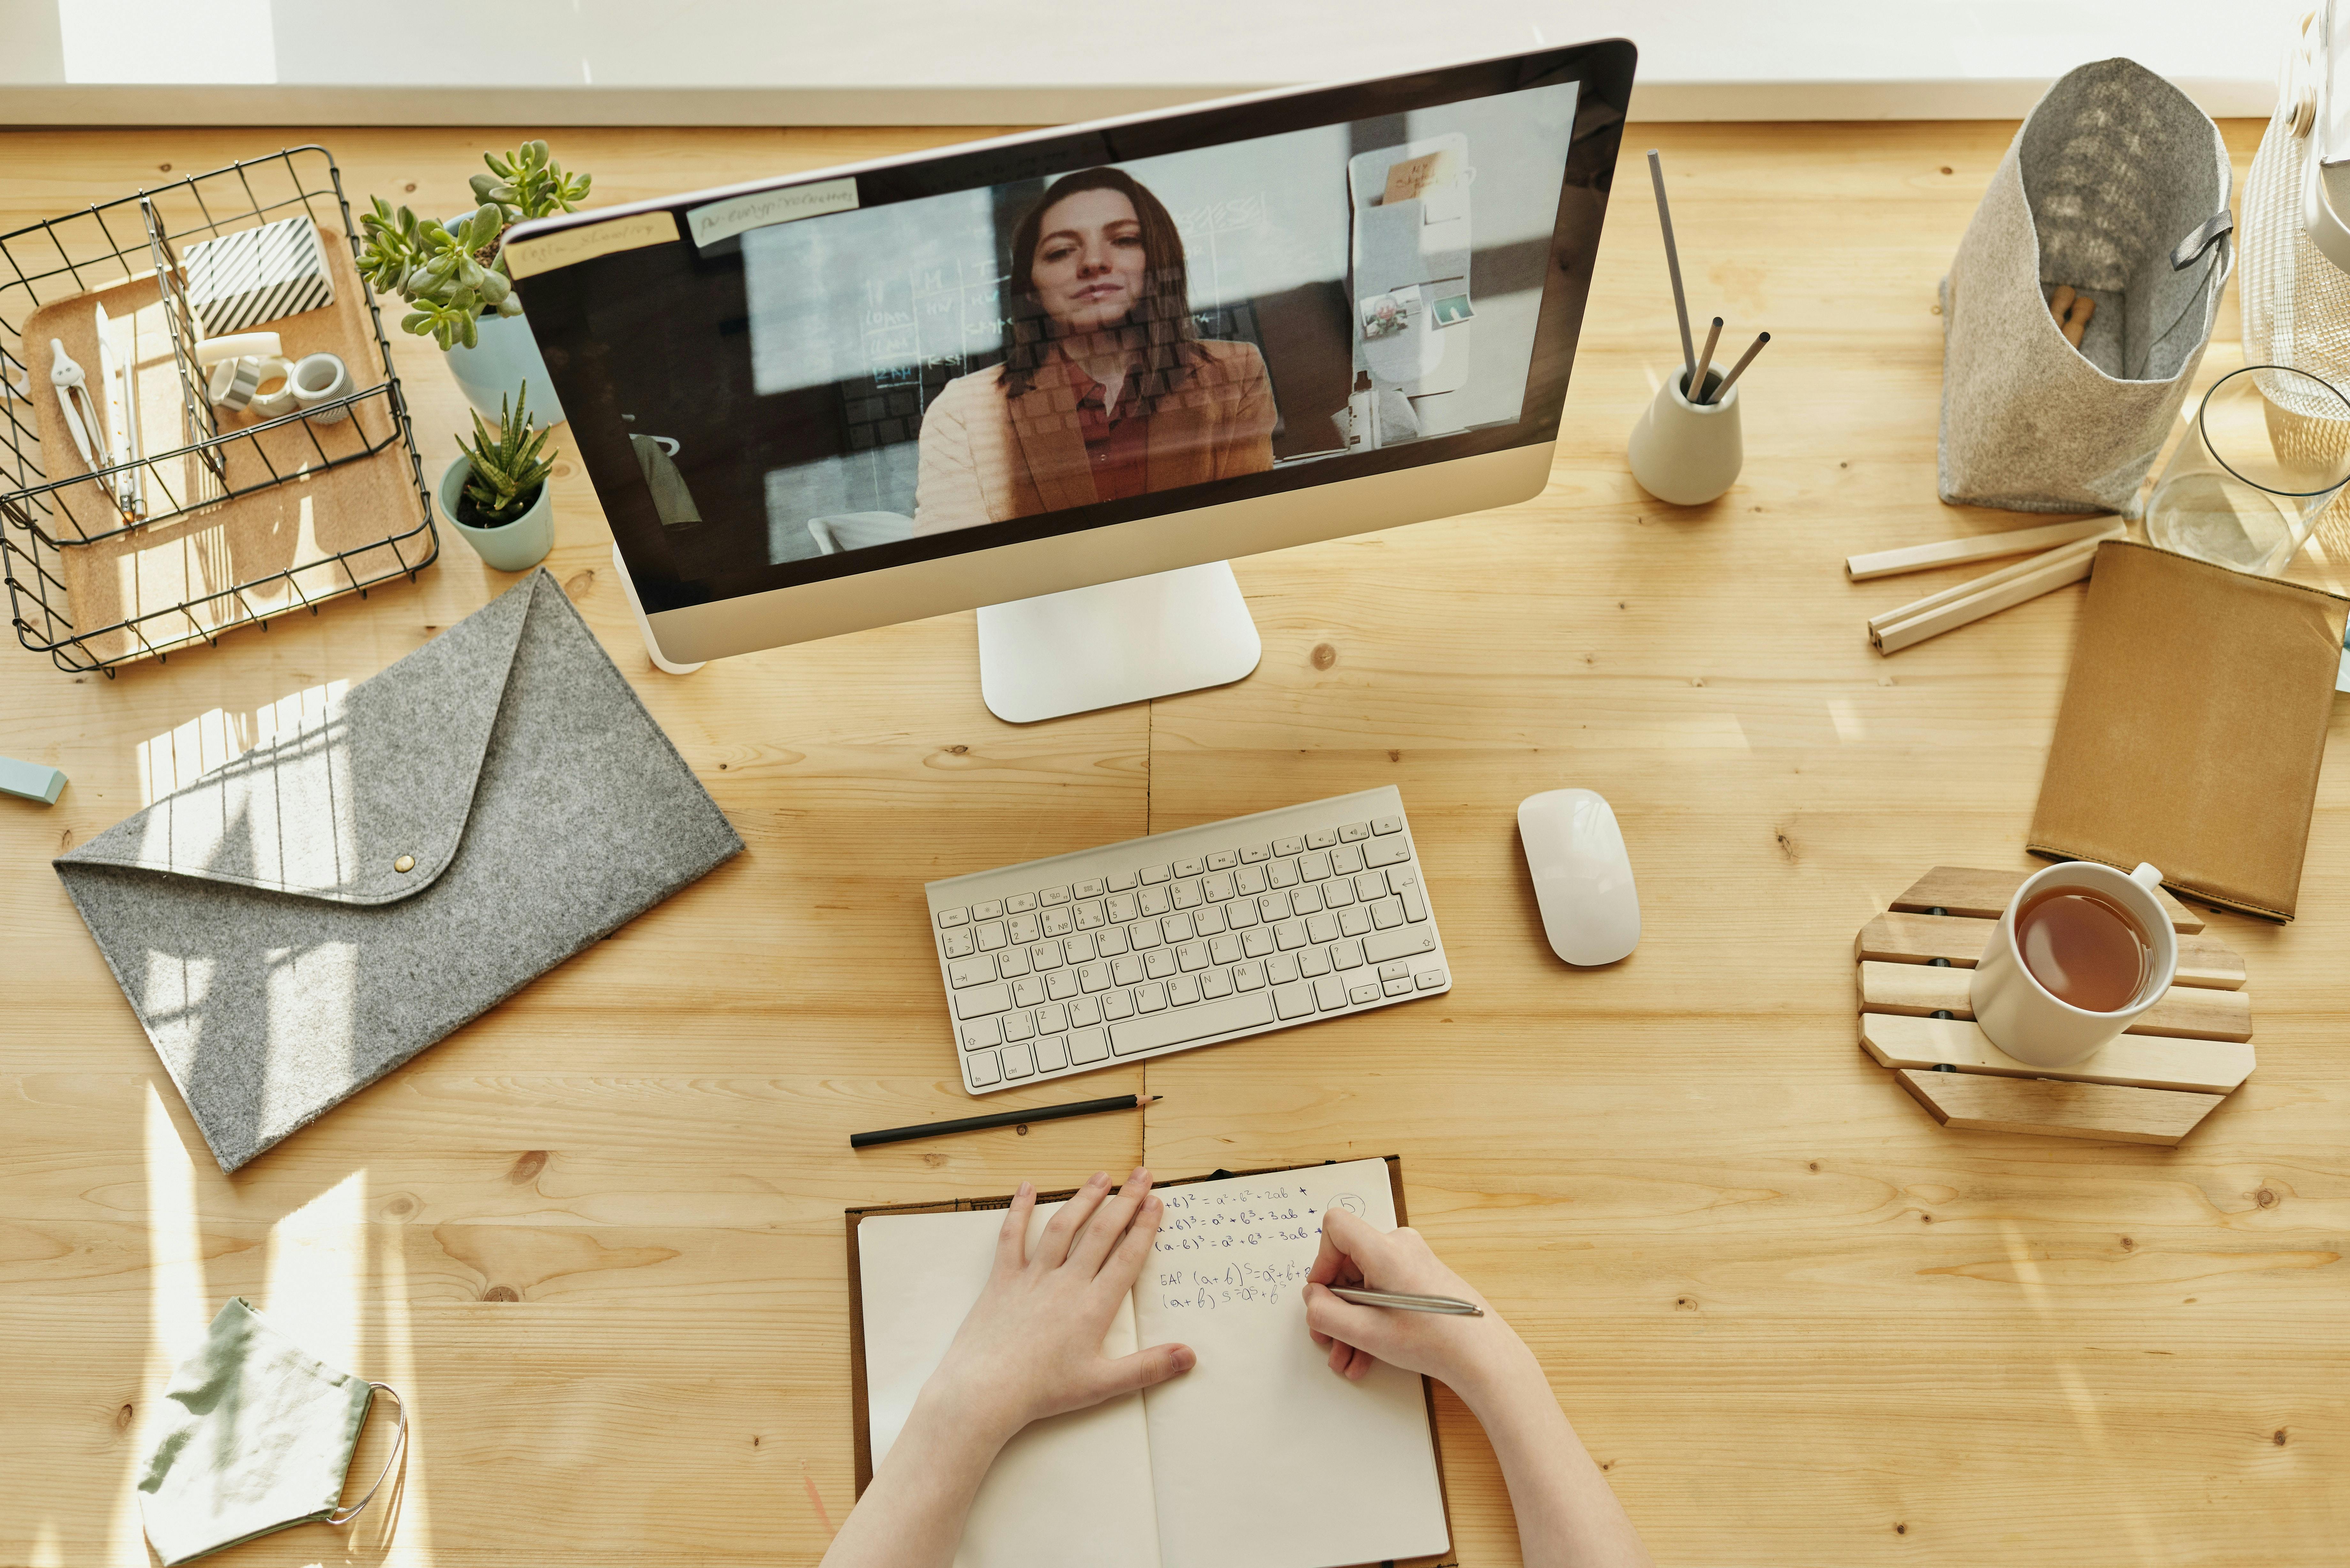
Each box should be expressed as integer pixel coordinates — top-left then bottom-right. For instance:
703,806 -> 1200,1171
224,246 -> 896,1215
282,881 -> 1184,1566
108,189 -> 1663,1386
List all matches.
1150,1176 -> 1356,1312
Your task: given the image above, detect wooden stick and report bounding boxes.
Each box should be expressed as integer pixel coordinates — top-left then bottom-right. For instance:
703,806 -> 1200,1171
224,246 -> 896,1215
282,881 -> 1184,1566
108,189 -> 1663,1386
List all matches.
1846,515 -> 2121,581
2062,294 -> 2095,348
1866,528 -> 2120,632
1647,150 -> 1697,392
1870,536 -> 2104,654
1693,315 -> 1723,402
1713,332 -> 1769,399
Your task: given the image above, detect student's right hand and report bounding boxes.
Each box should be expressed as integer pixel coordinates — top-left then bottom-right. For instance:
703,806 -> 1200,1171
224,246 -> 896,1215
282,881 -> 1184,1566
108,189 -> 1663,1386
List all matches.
1302,1209 -> 1534,1400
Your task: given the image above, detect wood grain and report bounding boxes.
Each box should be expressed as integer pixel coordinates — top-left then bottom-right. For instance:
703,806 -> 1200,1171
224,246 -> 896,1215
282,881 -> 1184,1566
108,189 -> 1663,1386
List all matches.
1858,961 -> 2254,1041
1860,1012 -> 2255,1094
8,118 -> 2350,1568
1891,864 -> 2207,932
1895,1069 -> 2225,1147
1855,910 -> 2247,989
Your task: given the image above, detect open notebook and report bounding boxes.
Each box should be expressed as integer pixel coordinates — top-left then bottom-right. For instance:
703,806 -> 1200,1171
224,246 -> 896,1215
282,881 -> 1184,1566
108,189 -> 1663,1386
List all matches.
847,1157 -> 1453,1568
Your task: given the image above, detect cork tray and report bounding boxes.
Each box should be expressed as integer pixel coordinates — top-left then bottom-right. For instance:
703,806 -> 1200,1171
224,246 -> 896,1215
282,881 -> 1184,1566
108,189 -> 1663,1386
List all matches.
1857,867 -> 2252,1147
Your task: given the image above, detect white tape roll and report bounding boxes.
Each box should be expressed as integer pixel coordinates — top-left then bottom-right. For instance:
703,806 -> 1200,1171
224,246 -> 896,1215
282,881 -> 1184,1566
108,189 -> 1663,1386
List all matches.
291,352 -> 352,423
207,356 -> 264,412
194,331 -> 283,367
247,358 -> 299,419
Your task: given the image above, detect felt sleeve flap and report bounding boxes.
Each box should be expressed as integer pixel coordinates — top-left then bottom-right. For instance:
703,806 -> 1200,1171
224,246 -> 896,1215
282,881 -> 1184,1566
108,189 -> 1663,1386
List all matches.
53,572 -> 535,906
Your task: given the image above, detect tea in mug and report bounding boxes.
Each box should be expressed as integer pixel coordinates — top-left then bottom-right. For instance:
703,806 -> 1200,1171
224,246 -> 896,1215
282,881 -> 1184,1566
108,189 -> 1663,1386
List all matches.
2014,886 -> 2153,1013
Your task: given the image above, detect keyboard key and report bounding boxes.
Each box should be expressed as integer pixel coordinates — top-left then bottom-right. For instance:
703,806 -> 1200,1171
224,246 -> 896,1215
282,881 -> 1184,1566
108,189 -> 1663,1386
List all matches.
1370,897 -> 1405,930
1074,878 -> 1106,899
1374,816 -> 1403,835
1383,976 -> 1415,997
1005,893 -> 1037,914
1144,948 -> 1177,980
1129,922 -> 1162,950
1191,904 -> 1227,937
1253,893 -> 1283,923
1167,975 -> 1201,1006
1331,844 -> 1364,875
1306,829 -> 1337,850
1068,1028 -> 1110,1064
1074,901 -> 1107,930
1337,907 -> 1372,938
1078,962 -> 1112,992
1273,920 -> 1306,951
1354,872 -> 1386,901
1041,908 -> 1073,937
1008,914 -> 1040,944
1416,968 -> 1448,990
1034,1035 -> 1069,1072
1140,864 -> 1171,885
1206,850 -> 1238,871
962,1017 -> 1002,1049
1289,885 -> 1323,916
1363,926 -> 1437,963
968,1052 -> 1001,1086
1235,865 -> 1269,897
1111,955 -> 1144,986
1029,942 -> 1062,971
1274,836 -> 1306,857
1364,837 -> 1411,869
1162,913 -> 1195,943
1045,970 -> 1078,1000
1332,940 -> 1364,969
1300,850 -> 1332,880
1306,912 -> 1338,944
937,907 -> 969,928
1322,878 -> 1354,909
1101,991 -> 1135,1020
1176,941 -> 1209,972
1170,880 -> 1202,910
975,921 -> 1008,951
996,947 -> 1030,979
1111,991 -> 1274,1054
1035,1003 -> 1067,1033
1298,947 -> 1331,978
1225,901 -> 1259,929
948,956 -> 994,988
1135,983 -> 1168,1013
1232,961 -> 1266,991
1002,1011 -> 1036,1042
1273,982 -> 1315,1019
1138,887 -> 1171,917
1241,928 -> 1276,958
1314,975 -> 1348,1010
1268,860 -> 1300,889
1348,982 -> 1381,1004
1339,821 -> 1371,842
1107,893 -> 1140,923
1174,858 -> 1203,878
1401,884 -> 1428,922
1240,843 -> 1271,863
1387,865 -> 1420,890
1378,960 -> 1410,981
1265,954 -> 1300,985
1096,927 -> 1131,957
973,900 -> 1005,920
956,984 -> 1011,1018
1002,1044 -> 1035,1079
1012,977 -> 1045,1007
1064,934 -> 1096,963
1067,997 -> 1102,1027
942,929 -> 976,958
1200,969 -> 1233,999
1039,886 -> 1071,906
1202,872 -> 1236,901
1107,870 -> 1138,892
1209,933 -> 1242,964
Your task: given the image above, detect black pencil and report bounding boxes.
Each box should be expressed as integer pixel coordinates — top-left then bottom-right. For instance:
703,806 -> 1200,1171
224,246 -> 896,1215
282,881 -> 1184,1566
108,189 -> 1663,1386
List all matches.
850,1092 -> 1162,1149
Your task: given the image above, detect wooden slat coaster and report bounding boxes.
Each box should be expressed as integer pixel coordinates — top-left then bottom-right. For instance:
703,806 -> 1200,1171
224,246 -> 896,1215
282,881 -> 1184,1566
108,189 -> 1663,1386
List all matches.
1858,868 -> 2251,1146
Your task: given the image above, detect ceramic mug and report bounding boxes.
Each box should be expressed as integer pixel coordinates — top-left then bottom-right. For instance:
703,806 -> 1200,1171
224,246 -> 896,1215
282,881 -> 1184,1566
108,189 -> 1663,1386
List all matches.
1969,860 -> 2178,1067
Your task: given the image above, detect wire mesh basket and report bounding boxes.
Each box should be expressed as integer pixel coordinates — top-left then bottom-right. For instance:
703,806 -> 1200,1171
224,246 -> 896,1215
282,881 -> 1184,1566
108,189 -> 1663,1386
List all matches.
0,146 -> 435,675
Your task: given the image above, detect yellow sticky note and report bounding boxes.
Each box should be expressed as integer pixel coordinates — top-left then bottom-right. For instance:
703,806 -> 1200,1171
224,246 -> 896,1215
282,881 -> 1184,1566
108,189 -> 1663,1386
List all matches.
1380,150 -> 1459,206
502,211 -> 679,280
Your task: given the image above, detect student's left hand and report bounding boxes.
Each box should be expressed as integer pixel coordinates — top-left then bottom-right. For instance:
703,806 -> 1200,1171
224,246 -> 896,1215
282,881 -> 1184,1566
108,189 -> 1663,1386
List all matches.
921,1167 -> 1196,1445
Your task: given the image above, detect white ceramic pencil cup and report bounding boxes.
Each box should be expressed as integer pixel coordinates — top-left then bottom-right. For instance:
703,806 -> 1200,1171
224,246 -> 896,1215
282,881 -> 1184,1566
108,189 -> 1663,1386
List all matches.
1627,365 -> 1742,506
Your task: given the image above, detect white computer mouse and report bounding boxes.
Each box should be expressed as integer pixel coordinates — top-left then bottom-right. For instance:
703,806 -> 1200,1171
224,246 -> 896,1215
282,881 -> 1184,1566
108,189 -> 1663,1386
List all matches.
1517,788 -> 1640,966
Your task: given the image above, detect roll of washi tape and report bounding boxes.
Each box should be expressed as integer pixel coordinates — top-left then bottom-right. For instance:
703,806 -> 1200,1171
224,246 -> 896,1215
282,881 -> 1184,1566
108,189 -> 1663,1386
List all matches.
247,358 -> 299,419
207,356 -> 264,412
194,331 -> 283,368
291,352 -> 351,423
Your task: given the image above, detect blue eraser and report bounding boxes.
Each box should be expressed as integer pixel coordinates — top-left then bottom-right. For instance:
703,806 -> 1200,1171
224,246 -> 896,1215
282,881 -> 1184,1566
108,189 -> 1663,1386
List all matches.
0,756 -> 66,805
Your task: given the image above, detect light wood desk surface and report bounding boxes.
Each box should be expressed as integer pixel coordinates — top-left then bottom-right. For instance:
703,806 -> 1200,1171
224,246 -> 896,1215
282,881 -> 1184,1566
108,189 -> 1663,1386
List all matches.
6,118 -> 2346,1568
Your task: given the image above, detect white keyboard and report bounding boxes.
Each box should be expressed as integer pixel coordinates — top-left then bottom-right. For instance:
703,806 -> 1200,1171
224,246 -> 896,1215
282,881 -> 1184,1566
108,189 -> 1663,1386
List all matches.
926,786 -> 1451,1094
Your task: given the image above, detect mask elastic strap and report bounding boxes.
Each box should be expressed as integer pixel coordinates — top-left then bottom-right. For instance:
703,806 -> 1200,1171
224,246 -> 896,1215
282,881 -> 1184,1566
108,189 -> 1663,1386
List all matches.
329,1383 -> 408,1527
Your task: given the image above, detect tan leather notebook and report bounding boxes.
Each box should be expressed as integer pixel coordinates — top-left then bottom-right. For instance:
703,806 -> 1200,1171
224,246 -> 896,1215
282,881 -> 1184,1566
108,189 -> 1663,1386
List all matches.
2029,541 -> 2348,921
845,1157 -> 1455,1568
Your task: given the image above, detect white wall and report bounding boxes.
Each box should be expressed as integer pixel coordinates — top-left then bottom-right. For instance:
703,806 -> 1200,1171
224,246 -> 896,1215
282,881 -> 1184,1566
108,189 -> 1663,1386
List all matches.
0,0 -> 2303,124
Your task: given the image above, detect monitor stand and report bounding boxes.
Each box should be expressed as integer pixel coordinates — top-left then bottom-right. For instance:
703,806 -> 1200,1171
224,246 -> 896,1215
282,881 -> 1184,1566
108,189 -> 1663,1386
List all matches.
977,561 -> 1261,723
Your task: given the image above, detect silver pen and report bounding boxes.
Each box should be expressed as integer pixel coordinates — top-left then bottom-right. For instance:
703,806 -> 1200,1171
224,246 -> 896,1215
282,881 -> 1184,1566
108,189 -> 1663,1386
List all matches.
1330,1286 -> 1484,1317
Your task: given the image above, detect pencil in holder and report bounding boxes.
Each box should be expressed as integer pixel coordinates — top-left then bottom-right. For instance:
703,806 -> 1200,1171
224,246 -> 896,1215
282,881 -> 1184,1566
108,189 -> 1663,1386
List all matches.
1627,365 -> 1742,507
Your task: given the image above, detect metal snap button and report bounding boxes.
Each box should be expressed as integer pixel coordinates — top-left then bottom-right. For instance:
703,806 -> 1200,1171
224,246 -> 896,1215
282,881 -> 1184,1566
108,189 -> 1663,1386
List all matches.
393,855 -> 415,873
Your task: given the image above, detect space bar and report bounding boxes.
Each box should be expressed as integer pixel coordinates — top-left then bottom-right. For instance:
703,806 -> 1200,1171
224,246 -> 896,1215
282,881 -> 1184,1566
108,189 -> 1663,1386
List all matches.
1110,993 -> 1277,1055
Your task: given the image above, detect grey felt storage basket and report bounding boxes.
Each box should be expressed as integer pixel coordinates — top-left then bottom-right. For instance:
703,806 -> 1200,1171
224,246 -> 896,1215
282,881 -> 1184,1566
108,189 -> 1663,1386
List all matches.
1939,58 -> 2233,516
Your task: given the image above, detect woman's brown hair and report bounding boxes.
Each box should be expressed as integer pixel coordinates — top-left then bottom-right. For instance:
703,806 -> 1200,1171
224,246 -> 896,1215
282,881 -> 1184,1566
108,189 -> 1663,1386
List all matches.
1000,167 -> 1201,410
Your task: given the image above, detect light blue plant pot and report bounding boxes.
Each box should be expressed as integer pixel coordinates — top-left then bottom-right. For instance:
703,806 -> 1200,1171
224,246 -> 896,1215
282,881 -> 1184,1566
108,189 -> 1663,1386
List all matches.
441,310 -> 566,426
439,456 -> 555,572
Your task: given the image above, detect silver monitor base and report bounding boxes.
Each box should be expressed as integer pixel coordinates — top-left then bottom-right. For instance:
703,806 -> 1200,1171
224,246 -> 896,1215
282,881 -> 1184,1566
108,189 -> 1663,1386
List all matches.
977,561 -> 1262,723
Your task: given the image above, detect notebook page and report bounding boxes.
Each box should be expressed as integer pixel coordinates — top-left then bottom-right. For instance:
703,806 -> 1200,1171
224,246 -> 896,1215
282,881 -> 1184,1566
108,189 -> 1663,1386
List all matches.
1135,1159 -> 1450,1568
858,1201 -> 1161,1568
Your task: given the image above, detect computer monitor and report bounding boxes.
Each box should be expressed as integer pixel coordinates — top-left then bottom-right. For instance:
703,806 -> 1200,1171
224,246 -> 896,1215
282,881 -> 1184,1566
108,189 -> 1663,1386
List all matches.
506,40 -> 1635,720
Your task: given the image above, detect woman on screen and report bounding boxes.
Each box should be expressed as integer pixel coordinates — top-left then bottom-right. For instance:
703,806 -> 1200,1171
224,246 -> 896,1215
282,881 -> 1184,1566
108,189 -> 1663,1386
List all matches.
913,167 -> 1276,534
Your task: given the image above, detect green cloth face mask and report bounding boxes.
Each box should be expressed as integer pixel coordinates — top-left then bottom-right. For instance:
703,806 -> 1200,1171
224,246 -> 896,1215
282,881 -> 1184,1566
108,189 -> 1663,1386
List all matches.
137,1298 -> 406,1565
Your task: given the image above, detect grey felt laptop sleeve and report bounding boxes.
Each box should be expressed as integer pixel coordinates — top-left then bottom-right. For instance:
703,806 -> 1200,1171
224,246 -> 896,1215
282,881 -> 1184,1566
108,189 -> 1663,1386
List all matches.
55,570 -> 744,1172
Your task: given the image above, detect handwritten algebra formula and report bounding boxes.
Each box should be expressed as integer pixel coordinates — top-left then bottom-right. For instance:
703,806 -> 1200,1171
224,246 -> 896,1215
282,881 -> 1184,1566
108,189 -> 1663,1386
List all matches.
1152,1177 -> 1366,1311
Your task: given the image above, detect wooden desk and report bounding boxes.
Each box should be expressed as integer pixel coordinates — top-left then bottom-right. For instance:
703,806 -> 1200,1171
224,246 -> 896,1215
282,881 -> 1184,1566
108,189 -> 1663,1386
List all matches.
5,119 -> 2345,1568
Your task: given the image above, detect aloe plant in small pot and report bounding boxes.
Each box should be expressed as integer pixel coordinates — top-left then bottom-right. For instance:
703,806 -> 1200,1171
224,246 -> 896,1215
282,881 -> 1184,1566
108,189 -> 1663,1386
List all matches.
438,383 -> 558,572
358,141 -> 591,423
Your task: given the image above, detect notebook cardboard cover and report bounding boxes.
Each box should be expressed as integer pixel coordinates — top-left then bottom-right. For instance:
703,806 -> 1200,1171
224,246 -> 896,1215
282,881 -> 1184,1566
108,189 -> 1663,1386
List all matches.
2029,541 -> 2347,921
844,1155 -> 1456,1568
